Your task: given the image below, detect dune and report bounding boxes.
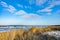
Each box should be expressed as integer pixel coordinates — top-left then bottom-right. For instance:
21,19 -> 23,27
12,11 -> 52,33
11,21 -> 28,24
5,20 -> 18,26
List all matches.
0,26 -> 60,40
0,32 -> 9,40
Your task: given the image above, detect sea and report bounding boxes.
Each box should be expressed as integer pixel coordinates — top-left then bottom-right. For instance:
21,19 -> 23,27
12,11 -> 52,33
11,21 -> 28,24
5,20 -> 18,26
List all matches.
0,25 -> 48,32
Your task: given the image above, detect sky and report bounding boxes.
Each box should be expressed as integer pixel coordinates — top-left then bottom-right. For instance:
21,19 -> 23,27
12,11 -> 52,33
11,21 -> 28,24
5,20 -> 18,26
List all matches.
0,0 -> 60,25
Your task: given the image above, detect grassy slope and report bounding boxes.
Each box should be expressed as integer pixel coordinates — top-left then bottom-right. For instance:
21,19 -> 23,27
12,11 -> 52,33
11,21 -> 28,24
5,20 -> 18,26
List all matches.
0,26 -> 60,40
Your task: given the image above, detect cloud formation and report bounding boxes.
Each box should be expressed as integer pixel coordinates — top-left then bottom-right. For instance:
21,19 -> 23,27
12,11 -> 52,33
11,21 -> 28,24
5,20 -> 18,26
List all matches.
17,4 -> 32,9
15,10 -> 40,18
0,0 -> 60,25
37,0 -> 60,15
21,13 -> 40,18
0,1 -> 17,13
29,0 -> 35,5
0,0 -> 60,18
35,0 -> 47,6
0,1 -> 40,18
37,9 -> 52,13
46,1 -> 60,9
15,10 -> 26,15
17,4 -> 23,8
29,0 -> 47,6
0,1 -> 8,7
7,5 -> 17,13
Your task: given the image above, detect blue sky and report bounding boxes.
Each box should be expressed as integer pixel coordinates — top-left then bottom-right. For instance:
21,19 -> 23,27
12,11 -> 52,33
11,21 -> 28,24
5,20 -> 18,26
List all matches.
0,0 -> 60,25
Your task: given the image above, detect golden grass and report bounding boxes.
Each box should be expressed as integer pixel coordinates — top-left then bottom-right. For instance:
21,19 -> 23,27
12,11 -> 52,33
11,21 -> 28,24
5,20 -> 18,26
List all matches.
0,26 -> 60,40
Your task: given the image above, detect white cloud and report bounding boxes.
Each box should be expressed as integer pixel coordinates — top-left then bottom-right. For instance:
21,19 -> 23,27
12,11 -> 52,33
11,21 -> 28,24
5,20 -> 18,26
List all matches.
0,1 -> 17,13
36,0 -> 47,6
37,0 -> 60,14
37,9 -> 52,13
15,10 -> 40,18
29,0 -> 35,5
7,5 -> 17,13
37,7 -> 52,15
17,4 -> 23,8
0,1 -> 40,18
21,14 -> 40,18
29,0 -> 47,6
24,6 -> 31,9
0,1 -> 8,7
46,1 -> 60,9
15,10 -> 26,15
17,4 -> 32,9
